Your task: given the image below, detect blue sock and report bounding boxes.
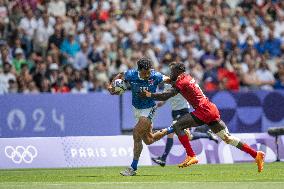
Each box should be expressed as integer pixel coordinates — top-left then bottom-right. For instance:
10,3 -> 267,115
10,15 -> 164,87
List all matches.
131,159 -> 138,170
161,138 -> 173,160
166,126 -> 174,134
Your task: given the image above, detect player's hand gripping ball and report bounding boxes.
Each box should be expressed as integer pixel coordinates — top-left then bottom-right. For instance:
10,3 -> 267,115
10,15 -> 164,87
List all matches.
113,79 -> 127,95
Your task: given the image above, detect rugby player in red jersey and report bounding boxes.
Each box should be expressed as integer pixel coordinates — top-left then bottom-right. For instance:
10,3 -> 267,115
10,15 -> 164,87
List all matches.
140,62 -> 265,173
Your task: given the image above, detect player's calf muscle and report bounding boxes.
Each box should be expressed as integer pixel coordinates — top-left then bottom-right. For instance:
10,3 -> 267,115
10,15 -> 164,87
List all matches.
133,123 -> 144,159
133,140 -> 143,160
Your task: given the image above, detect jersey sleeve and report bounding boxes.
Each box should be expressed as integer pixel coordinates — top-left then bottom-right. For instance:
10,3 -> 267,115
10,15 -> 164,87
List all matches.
124,70 -> 135,82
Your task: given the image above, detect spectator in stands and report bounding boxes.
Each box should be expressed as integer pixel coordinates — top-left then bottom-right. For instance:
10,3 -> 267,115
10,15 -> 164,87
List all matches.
48,25 -> 64,50
48,63 -> 59,86
255,34 -> 266,55
117,10 -> 137,34
33,61 -> 47,89
0,0 -> 283,94
0,62 -> 16,94
12,48 -> 27,73
256,60 -> 275,90
274,62 -> 284,89
264,32 -> 281,57
241,62 -> 261,90
34,12 -> 54,56
19,7 -> 37,56
154,32 -> 173,61
40,77 -> 51,92
48,0 -> 66,17
73,42 -> 90,70
71,78 -> 87,94
51,76 -> 70,93
60,31 -> 80,64
0,46 -> 12,65
8,79 -> 18,93
27,81 -> 39,94
18,63 -> 32,88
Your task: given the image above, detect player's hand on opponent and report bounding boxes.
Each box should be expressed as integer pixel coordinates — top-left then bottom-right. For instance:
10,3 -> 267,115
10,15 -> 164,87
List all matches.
163,76 -> 171,84
139,89 -> 152,98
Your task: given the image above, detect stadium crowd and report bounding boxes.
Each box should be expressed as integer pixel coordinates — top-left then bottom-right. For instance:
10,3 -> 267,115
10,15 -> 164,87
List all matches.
0,0 -> 284,94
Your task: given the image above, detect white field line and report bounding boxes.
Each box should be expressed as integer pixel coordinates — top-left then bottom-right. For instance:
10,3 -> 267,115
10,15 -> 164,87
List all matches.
0,181 -> 284,185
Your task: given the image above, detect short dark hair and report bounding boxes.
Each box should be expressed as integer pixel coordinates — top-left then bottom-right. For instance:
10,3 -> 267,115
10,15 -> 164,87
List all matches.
169,62 -> 185,72
137,57 -> 152,71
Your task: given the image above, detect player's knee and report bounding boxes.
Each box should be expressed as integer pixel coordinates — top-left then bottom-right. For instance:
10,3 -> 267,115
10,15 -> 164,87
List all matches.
143,139 -> 153,145
216,130 -> 230,143
216,130 -> 240,146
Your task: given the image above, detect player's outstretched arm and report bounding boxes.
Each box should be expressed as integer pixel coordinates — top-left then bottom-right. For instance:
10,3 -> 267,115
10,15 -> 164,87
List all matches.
140,88 -> 179,101
108,73 -> 124,95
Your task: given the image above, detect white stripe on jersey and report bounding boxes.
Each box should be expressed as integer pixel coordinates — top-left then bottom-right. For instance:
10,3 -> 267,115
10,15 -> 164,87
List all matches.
164,84 -> 190,111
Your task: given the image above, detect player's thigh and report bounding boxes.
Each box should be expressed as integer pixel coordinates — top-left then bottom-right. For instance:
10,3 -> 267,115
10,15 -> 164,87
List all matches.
134,116 -> 152,137
173,112 -> 202,130
139,117 -> 156,144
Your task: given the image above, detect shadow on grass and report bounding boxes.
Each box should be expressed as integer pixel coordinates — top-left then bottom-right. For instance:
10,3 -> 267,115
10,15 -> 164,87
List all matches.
76,175 -> 99,178
136,173 -> 202,176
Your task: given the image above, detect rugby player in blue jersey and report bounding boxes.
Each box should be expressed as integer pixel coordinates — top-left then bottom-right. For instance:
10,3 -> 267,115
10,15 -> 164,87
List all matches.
108,57 -> 171,176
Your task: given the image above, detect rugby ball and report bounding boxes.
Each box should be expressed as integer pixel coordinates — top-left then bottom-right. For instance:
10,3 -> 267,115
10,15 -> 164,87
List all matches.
113,79 -> 127,95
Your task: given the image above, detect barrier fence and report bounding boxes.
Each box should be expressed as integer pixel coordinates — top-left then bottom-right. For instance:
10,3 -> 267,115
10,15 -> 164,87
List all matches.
0,90 -> 284,138
0,134 -> 283,169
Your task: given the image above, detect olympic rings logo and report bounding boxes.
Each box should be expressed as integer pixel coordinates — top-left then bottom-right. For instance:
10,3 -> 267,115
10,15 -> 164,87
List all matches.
4,146 -> 38,164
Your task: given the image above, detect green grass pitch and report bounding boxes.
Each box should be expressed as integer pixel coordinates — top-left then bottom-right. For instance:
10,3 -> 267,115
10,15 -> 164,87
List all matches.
0,162 -> 284,189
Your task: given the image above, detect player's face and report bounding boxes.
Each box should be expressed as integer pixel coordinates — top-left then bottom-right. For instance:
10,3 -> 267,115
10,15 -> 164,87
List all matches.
139,68 -> 151,80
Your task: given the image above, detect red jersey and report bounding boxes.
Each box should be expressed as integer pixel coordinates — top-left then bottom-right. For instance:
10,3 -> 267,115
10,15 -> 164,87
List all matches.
174,73 -> 209,109
174,73 -> 220,124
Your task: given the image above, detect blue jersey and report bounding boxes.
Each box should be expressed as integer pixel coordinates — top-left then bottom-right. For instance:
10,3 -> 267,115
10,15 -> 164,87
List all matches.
124,69 -> 164,109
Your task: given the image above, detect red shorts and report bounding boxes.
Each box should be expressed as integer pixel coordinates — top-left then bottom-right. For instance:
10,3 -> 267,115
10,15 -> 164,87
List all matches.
192,102 -> 220,125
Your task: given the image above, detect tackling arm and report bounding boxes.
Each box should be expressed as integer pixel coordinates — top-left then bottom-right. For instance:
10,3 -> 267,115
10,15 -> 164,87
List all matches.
140,88 -> 179,101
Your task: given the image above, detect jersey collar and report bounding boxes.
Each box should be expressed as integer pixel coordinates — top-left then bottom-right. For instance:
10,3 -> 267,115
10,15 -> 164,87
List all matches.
137,69 -> 153,80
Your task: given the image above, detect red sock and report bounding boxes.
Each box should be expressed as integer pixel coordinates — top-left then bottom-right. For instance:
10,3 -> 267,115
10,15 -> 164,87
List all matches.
241,143 -> 257,158
178,135 -> 195,157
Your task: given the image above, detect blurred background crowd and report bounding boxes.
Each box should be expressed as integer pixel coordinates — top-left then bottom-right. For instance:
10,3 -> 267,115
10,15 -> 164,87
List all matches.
0,0 -> 284,95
